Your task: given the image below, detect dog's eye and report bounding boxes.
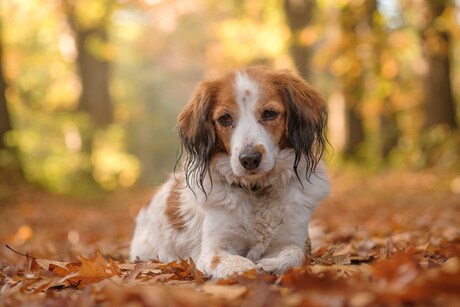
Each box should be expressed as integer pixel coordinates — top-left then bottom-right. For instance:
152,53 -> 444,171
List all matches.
217,114 -> 233,126
261,109 -> 278,121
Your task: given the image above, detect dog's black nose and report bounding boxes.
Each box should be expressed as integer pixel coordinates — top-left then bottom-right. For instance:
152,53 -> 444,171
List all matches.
239,151 -> 262,170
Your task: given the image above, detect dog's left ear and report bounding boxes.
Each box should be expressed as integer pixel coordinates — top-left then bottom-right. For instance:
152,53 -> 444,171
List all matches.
273,70 -> 328,179
177,80 -> 219,194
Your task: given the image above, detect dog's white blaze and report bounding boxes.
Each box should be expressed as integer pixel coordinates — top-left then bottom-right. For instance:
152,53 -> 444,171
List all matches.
234,72 -> 260,111
231,72 -> 277,176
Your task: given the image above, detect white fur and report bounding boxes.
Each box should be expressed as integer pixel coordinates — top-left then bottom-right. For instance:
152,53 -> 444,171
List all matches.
130,72 -> 330,278
230,72 -> 276,177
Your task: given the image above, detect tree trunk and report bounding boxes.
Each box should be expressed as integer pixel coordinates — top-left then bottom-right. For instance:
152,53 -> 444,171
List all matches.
75,27 -> 113,127
0,19 -> 24,178
60,1 -> 113,190
342,80 -> 365,156
421,0 -> 457,130
339,4 -> 366,157
367,0 -> 400,159
283,0 -> 316,80
62,0 -> 113,128
379,103 -> 400,158
0,19 -> 12,149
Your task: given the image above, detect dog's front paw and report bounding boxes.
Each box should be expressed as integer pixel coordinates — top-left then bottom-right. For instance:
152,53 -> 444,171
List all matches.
200,254 -> 257,279
256,257 -> 283,274
216,255 -> 257,278
256,246 -> 305,274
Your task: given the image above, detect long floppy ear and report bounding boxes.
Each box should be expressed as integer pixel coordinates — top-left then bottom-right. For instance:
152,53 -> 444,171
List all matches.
177,80 -> 219,195
274,70 -> 328,180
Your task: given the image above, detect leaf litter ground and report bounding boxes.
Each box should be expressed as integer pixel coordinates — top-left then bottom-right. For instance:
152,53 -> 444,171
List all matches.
1,170 -> 460,306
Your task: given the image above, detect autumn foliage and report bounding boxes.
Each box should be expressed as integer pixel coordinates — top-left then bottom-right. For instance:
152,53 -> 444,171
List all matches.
1,1 -> 458,305
1,170 -> 459,306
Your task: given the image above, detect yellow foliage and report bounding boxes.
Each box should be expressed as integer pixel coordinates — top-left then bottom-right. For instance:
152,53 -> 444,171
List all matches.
91,126 -> 141,190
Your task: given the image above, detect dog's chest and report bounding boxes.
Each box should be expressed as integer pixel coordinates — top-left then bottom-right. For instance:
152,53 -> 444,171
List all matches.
239,196 -> 286,243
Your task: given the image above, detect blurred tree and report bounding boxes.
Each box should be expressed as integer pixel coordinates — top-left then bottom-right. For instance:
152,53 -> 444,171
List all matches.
62,0 -> 114,127
0,13 -> 23,176
421,0 -> 457,130
284,0 -> 316,80
338,3 -> 366,157
0,27 -> 11,149
368,0 -> 400,158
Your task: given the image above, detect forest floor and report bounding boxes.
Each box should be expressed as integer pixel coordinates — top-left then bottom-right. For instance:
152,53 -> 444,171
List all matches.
1,169 -> 460,306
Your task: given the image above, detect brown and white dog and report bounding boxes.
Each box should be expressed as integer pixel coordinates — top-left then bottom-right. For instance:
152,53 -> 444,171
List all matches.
130,66 -> 330,278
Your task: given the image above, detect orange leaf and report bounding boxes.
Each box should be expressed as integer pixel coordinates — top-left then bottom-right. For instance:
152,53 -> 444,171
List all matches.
62,251 -> 121,286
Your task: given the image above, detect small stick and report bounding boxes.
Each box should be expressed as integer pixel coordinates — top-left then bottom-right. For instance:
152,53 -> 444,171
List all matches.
5,244 -> 36,259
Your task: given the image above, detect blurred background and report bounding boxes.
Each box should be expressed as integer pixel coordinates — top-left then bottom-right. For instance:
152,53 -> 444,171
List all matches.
0,0 -> 459,195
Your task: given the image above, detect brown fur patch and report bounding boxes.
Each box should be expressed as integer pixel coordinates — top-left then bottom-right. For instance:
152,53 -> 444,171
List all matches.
253,144 -> 266,156
212,76 -> 238,155
257,100 -> 287,148
210,254 -> 221,270
177,80 -> 220,146
264,68 -> 326,150
268,68 -> 326,124
164,177 -> 186,231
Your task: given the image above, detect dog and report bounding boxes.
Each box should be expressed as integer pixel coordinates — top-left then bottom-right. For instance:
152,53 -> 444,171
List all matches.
130,66 -> 330,278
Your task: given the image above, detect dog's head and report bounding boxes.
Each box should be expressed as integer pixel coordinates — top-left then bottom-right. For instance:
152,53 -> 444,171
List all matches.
178,66 -> 327,194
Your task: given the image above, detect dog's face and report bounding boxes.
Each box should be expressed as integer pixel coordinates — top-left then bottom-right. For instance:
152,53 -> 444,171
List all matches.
213,71 -> 287,178
178,66 -> 327,193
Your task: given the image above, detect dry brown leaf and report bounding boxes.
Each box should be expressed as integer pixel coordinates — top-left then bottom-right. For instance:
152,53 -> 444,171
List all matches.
31,259 -> 72,272
123,261 -> 162,283
60,251 -> 121,286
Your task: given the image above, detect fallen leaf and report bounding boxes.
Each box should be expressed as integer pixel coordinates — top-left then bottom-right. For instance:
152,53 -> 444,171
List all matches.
61,251 -> 121,286
31,258 -> 74,272
123,261 -> 162,283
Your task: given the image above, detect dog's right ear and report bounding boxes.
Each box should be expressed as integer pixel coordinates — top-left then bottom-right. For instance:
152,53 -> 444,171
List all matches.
177,80 -> 219,194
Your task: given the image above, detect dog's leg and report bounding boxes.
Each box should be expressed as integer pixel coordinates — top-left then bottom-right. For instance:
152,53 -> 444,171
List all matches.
256,245 -> 305,274
198,250 -> 257,279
